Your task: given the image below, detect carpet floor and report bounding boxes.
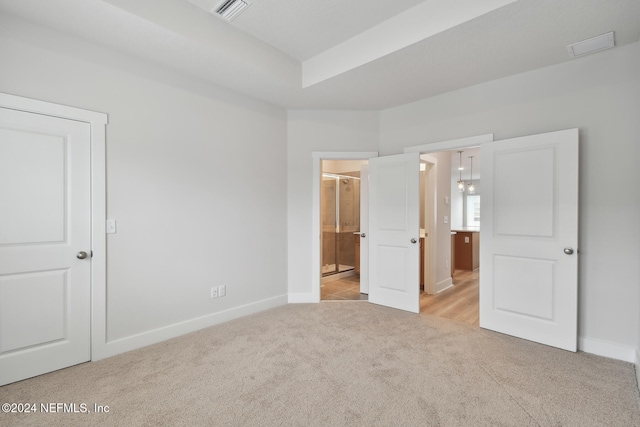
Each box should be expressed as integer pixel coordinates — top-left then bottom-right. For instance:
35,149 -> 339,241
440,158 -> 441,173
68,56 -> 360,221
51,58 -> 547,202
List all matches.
1,303 -> 639,426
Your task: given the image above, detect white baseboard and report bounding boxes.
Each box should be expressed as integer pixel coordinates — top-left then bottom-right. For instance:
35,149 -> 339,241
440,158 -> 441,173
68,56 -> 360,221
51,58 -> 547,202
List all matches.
288,292 -> 318,303
435,277 -> 453,294
94,294 -> 288,360
578,337 -> 637,363
635,348 -> 640,389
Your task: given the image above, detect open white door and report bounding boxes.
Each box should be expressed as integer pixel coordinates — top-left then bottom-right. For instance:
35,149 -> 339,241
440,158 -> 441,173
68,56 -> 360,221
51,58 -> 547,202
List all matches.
480,129 -> 579,351
359,164 -> 369,294
369,152 -> 420,313
0,108 -> 92,385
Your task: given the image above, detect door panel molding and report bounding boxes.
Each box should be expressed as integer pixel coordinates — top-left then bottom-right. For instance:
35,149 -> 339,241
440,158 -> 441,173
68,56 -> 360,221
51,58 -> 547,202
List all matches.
369,152 -> 421,313
480,128 -> 578,352
0,92 -> 108,362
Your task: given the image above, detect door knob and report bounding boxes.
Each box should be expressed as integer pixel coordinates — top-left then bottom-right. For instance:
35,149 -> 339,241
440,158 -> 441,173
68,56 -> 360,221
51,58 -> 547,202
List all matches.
411,238 -> 417,244
563,247 -> 574,255
360,233 -> 366,238
76,251 -> 88,259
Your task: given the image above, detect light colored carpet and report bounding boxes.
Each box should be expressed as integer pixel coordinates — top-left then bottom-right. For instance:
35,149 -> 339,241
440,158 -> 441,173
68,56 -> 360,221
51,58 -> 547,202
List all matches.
1,303 -> 639,426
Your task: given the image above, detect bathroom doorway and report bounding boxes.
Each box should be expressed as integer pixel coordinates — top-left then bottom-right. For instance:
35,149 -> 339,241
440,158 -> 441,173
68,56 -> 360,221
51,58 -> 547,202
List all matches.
320,159 -> 368,301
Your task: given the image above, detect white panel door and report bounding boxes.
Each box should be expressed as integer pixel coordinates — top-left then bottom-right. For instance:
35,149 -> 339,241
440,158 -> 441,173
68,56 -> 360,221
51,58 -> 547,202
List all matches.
480,129 -> 579,351
359,163 -> 369,295
369,153 -> 420,313
0,108 -> 91,385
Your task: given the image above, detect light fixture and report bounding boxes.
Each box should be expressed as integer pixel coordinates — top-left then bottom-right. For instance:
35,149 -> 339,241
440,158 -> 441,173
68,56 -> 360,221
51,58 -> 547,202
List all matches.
468,156 -> 475,194
457,151 -> 465,192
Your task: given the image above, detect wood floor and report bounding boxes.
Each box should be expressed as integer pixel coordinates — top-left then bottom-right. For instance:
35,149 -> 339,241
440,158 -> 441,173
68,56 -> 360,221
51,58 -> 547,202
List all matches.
420,269 -> 479,326
321,269 -> 479,326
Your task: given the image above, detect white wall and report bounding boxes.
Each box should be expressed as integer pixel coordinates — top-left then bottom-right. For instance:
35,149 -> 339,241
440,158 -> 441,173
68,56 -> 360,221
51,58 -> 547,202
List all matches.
429,151 -> 453,292
0,16 -> 288,355
287,111 -> 379,297
380,42 -> 640,353
636,40 -> 640,379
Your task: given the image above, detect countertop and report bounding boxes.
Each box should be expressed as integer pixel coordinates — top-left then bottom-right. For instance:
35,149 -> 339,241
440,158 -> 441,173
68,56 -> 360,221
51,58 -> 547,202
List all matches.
451,227 -> 480,233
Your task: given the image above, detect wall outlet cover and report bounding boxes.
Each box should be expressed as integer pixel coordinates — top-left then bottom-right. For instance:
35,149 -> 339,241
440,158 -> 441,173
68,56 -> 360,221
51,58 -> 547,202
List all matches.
106,219 -> 117,234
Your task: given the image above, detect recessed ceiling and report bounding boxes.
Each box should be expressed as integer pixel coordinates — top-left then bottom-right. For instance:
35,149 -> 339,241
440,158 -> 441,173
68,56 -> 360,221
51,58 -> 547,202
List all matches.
186,0 -> 426,60
1,0 -> 639,110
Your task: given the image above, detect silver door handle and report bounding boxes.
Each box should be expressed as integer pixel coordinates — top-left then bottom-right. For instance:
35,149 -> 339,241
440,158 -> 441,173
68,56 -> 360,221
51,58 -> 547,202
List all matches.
411,238 -> 417,244
563,247 -> 574,255
77,251 -> 88,259
360,233 -> 366,238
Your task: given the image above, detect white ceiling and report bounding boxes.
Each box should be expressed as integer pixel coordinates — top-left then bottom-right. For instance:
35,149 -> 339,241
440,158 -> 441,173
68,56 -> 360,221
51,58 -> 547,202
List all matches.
1,0 -> 639,110
186,0 -> 427,61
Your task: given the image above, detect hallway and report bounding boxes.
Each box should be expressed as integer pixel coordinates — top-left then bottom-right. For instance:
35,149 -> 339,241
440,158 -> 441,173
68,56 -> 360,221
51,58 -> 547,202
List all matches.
321,269 -> 479,327
420,270 -> 479,326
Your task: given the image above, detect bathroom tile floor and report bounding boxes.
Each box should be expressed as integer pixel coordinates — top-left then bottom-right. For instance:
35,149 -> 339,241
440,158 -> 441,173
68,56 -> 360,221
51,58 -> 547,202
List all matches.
321,275 -> 367,301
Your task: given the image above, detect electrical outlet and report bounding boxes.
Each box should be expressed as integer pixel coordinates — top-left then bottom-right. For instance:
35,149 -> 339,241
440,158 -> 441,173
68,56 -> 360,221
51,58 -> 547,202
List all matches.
218,285 -> 226,297
210,287 -> 218,299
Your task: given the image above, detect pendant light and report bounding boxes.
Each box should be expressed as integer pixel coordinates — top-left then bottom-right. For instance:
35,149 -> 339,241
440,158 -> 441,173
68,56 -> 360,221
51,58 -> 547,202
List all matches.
457,151 -> 465,192
468,156 -> 475,194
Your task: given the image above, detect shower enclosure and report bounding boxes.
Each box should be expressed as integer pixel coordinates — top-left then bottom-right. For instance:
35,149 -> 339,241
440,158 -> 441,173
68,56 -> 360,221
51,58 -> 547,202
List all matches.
321,172 -> 361,277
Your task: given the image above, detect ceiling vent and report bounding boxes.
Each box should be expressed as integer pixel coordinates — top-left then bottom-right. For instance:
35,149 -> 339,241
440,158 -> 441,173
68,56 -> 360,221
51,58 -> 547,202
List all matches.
213,0 -> 251,21
567,32 -> 615,58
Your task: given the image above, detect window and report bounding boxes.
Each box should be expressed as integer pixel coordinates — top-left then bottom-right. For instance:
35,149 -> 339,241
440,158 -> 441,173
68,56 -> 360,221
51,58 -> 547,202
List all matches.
466,195 -> 480,227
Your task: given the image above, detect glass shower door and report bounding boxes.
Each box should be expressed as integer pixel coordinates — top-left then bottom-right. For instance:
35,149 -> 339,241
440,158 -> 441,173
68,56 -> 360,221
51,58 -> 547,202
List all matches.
321,173 -> 360,277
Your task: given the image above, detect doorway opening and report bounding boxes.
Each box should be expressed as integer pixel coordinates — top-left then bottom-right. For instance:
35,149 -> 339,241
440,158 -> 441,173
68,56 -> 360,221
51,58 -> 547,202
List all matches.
320,159 -> 368,301
418,148 -> 481,326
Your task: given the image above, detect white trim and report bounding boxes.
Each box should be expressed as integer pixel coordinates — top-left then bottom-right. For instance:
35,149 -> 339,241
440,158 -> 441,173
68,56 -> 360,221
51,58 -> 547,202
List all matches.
99,295 -> 287,359
635,348 -> 640,390
578,337 -> 637,363
0,92 -> 109,361
288,293 -> 316,303
420,154 -> 438,294
404,134 -> 494,154
435,277 -> 454,294
0,92 -> 107,124
311,151 -> 378,303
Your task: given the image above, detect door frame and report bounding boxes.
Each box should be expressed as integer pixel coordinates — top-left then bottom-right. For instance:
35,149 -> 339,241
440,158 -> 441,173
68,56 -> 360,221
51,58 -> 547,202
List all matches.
420,155 -> 437,294
404,134 -> 494,296
312,151 -> 378,302
0,92 -> 108,360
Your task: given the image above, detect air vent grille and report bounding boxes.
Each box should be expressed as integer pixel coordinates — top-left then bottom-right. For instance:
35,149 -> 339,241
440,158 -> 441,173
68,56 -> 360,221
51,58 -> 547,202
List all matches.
214,0 -> 250,21
567,32 -> 615,58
